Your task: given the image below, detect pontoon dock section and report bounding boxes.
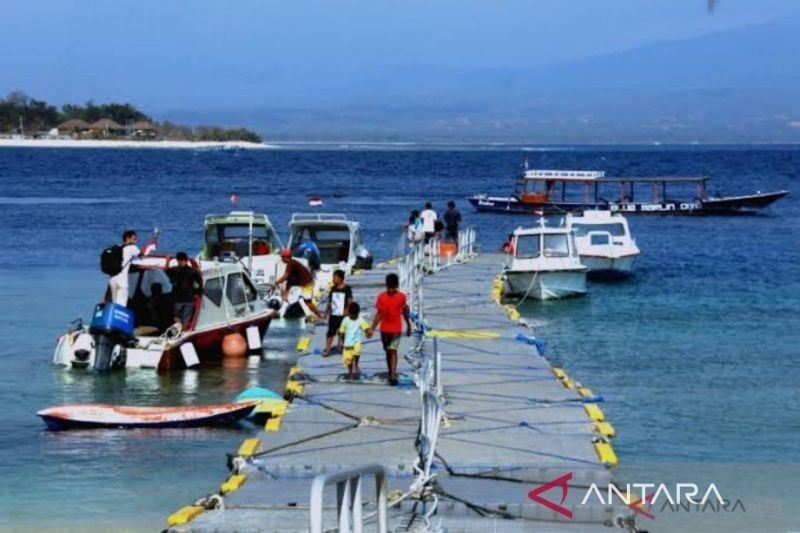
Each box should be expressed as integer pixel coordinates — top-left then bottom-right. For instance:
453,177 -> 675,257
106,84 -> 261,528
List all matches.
167,233 -> 634,531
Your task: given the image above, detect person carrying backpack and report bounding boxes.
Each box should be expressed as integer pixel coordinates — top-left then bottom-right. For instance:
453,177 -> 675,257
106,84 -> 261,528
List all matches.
104,230 -> 140,306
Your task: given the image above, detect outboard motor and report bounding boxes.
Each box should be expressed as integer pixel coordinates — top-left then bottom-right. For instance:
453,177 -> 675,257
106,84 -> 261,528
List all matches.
89,302 -> 134,371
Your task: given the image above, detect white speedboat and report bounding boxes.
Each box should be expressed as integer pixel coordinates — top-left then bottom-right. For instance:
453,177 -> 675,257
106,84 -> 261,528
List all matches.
287,213 -> 373,290
567,210 -> 640,279
53,255 -> 274,372
502,220 -> 587,300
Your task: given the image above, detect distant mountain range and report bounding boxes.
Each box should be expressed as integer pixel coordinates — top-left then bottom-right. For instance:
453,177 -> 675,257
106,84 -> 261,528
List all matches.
167,16 -> 800,143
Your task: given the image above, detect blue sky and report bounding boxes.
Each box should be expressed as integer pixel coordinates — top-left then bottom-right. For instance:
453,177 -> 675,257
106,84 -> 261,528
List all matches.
2,1 -> 799,140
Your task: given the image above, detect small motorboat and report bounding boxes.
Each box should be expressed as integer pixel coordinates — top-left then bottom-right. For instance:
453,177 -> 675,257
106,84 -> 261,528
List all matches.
502,219 -> 587,300
567,210 -> 640,279
53,254 -> 274,372
287,213 -> 373,290
199,211 -> 287,292
37,401 -> 258,431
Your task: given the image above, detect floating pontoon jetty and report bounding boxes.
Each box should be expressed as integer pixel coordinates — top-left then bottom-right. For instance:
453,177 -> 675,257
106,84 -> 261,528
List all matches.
167,232 -> 635,532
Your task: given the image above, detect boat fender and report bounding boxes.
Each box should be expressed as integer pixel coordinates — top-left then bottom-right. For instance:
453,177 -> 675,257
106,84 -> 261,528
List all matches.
245,326 -> 262,350
180,342 -> 200,367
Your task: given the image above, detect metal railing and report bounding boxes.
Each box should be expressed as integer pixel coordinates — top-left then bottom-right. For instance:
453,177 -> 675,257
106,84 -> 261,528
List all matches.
309,463 -> 388,533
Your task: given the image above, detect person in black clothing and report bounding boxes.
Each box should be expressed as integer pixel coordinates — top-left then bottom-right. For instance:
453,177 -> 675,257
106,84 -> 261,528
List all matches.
443,200 -> 462,242
322,269 -> 353,357
166,252 -> 203,328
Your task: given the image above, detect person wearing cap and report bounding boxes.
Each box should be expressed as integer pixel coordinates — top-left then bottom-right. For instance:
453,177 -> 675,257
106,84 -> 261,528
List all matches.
166,251 -> 203,328
272,248 -> 324,319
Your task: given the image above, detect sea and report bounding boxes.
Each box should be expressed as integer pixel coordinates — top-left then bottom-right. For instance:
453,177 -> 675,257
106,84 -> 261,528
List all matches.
0,145 -> 797,531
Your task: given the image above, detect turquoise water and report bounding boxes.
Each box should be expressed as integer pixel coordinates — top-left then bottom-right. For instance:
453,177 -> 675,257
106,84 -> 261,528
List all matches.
0,147 -> 797,530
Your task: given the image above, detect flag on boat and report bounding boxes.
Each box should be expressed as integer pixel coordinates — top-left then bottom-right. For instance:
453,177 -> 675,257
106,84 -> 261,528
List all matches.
141,229 -> 159,256
230,193 -> 240,206
308,195 -> 323,207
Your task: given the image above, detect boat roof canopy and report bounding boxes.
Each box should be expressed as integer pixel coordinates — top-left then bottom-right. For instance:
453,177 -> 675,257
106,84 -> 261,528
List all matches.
291,213 -> 349,222
523,169 -> 605,181
204,211 -> 273,226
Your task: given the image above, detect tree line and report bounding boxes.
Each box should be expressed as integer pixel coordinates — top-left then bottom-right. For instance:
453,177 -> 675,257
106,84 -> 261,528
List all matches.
0,91 -> 262,143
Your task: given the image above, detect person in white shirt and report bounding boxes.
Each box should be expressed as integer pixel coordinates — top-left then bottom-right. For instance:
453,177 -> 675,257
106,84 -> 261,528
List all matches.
420,202 -> 438,244
109,230 -> 140,306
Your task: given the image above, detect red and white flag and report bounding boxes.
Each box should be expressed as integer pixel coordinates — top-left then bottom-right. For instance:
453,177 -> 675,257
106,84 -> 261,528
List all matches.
141,228 -> 159,256
230,193 -> 240,206
308,195 -> 323,207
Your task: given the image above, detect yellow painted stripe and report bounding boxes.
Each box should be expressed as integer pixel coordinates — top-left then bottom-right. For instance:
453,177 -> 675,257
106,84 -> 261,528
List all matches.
296,336 -> 311,352
577,387 -> 593,397
167,505 -> 204,526
220,474 -> 248,495
286,381 -> 305,395
584,403 -> 605,422
552,368 -> 567,380
237,437 -> 260,457
562,379 -> 575,389
593,421 -> 616,438
265,416 -> 282,432
594,440 -> 618,467
253,399 -> 288,416
288,365 -> 302,378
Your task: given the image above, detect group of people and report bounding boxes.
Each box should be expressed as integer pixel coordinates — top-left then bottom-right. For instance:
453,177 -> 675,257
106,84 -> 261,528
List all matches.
107,230 -> 202,331
406,201 -> 462,245
320,269 -> 411,385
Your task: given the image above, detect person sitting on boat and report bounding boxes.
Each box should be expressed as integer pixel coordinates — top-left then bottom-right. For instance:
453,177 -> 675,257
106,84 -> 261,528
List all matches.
166,252 -> 203,329
108,230 -> 140,306
273,248 -> 324,319
499,233 -> 515,255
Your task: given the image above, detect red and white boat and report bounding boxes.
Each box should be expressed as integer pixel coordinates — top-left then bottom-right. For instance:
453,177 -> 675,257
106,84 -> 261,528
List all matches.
38,401 -> 259,430
53,255 -> 275,372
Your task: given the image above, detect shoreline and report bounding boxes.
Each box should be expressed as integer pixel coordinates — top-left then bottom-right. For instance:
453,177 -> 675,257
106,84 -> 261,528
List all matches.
0,139 -> 278,150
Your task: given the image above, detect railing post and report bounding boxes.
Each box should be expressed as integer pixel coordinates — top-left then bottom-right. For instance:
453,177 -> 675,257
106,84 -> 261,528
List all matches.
337,478 -> 351,533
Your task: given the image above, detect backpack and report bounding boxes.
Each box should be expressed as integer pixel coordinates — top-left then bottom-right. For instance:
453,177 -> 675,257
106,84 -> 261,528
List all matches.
100,245 -> 123,276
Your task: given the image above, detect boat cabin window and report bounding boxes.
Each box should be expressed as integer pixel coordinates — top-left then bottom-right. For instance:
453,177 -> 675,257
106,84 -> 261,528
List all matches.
590,234 -> 610,245
203,277 -> 224,307
206,223 -> 274,258
226,272 -> 257,307
572,223 -> 625,237
515,235 -> 541,259
292,227 -> 351,264
543,234 -> 570,257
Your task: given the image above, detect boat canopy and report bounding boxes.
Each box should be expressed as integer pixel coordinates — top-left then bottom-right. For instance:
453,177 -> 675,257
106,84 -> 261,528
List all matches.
203,211 -> 282,259
523,170 -> 605,181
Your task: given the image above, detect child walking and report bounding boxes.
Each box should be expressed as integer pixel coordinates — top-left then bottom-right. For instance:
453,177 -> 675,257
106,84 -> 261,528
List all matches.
339,301 -> 371,380
323,269 -> 352,357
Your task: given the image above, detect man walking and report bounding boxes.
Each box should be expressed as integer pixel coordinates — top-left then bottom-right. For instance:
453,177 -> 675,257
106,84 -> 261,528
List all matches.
443,200 -> 462,242
371,273 -> 412,386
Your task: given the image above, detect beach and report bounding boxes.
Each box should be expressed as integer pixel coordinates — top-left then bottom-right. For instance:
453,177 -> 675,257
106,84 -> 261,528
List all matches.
0,138 -> 278,150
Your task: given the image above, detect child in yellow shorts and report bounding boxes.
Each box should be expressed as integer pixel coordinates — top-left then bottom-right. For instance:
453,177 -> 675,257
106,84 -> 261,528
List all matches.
338,302 -> 372,380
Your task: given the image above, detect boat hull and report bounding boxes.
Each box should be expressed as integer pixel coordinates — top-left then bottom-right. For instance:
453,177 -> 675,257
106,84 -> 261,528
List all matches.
504,270 -> 587,300
581,254 -> 638,280
469,191 -> 788,216
37,401 -> 258,431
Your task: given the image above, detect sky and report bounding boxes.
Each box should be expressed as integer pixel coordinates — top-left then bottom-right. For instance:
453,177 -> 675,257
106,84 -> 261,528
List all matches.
2,0 -> 799,141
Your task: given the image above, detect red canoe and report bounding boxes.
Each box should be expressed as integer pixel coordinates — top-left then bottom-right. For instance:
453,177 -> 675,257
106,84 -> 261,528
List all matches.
37,401 -> 258,431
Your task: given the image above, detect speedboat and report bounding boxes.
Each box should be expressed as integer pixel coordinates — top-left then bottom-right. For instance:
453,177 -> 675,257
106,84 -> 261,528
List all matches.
567,210 -> 640,279
502,220 -> 587,300
53,255 -> 274,372
200,211 -> 287,292
287,213 -> 373,290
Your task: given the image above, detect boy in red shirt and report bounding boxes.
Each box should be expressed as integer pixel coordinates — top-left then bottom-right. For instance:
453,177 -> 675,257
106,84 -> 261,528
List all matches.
371,273 -> 412,386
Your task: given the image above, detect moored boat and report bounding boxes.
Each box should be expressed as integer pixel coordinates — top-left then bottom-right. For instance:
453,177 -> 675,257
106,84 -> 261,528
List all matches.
287,213 -> 373,290
37,401 -> 258,430
502,220 -> 587,300
53,255 -> 274,372
567,210 -> 640,279
469,168 -> 788,215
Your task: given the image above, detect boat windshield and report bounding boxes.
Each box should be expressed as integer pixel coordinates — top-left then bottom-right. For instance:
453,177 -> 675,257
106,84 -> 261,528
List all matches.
543,234 -> 570,257
572,223 -> 626,237
515,235 -> 541,259
291,227 -> 351,264
206,223 -> 276,258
